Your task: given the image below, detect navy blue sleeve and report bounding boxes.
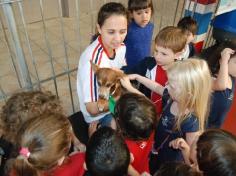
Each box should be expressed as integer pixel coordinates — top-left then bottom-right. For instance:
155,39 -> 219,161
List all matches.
189,43 -> 196,57
121,56 -> 156,76
181,114 -> 199,133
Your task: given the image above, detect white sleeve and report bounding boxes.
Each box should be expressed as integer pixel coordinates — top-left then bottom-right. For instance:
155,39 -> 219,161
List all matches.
77,51 -> 95,103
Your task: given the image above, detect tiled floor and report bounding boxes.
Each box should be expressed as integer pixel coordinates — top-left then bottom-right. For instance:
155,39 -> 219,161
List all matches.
0,0 -> 185,115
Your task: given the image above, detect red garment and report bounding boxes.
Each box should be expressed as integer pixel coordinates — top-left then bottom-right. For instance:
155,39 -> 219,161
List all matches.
151,65 -> 168,116
48,153 -> 85,176
9,153 -> 85,176
125,132 -> 154,174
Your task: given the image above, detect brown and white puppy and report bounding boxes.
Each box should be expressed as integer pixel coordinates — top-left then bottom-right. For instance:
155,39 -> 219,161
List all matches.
90,61 -> 125,111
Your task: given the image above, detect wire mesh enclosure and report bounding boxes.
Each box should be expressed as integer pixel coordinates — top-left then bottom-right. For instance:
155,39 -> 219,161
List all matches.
0,0 -> 218,115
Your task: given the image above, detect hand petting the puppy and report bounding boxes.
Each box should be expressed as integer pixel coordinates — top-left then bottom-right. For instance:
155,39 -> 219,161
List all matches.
120,75 -> 143,95
128,74 -> 139,80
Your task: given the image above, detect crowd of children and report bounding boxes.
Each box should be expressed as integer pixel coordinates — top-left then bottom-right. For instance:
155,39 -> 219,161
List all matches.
0,1 -> 236,176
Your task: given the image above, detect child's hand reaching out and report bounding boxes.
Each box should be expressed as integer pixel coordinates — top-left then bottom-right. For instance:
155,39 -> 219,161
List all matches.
120,75 -> 143,95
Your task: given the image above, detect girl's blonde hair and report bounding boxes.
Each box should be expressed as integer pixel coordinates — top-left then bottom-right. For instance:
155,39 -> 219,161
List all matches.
167,58 -> 212,131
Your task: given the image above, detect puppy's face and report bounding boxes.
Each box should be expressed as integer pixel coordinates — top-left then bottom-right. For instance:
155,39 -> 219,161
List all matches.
91,61 -> 124,100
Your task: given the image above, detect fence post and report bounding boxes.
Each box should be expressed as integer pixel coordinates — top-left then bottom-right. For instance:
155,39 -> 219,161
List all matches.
1,0 -> 33,90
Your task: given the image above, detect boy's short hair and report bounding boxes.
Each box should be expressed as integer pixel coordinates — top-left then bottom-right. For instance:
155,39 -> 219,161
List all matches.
115,93 -> 157,140
85,127 -> 130,176
155,26 -> 187,53
154,162 -> 202,176
128,0 -> 153,13
177,16 -> 197,35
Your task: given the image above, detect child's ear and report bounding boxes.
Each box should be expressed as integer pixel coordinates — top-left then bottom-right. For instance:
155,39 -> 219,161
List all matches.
83,162 -> 87,171
96,24 -> 101,34
90,60 -> 99,73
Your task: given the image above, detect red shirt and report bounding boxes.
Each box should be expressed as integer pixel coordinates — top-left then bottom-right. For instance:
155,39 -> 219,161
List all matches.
125,132 -> 154,174
48,153 -> 85,176
9,153 -> 86,176
151,65 -> 168,116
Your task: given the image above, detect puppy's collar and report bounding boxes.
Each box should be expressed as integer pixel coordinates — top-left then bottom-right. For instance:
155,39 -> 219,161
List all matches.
109,95 -> 116,115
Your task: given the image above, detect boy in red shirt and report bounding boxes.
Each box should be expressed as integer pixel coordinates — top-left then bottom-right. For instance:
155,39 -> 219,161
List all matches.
122,26 -> 187,116
115,93 -> 157,175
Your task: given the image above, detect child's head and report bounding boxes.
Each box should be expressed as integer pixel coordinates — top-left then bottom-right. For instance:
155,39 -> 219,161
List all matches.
154,26 -> 187,67
128,0 -> 153,27
97,2 -> 128,51
154,162 -> 202,176
207,41 -> 236,76
85,127 -> 130,176
0,91 -> 63,143
6,113 -> 72,176
115,93 -> 157,140
177,16 -> 197,44
166,58 -> 212,131
192,129 -> 236,176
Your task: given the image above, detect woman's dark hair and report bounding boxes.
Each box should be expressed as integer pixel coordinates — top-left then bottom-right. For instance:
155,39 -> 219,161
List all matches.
97,2 -> 127,27
115,93 -> 157,140
197,129 -> 236,176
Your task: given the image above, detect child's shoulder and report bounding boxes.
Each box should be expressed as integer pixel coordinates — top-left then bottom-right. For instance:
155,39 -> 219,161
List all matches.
181,113 -> 199,132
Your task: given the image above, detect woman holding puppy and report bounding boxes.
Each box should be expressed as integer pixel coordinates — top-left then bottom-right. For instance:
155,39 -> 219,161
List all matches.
76,2 -> 127,129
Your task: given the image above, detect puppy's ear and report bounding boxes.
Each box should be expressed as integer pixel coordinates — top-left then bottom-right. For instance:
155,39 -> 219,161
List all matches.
90,60 -> 99,73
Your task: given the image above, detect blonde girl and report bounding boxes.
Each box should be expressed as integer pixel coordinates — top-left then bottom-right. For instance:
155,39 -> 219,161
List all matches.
121,59 -> 212,174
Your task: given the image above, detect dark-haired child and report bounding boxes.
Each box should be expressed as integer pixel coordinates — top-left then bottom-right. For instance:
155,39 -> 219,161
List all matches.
170,129 -> 236,176
207,44 -> 236,128
115,93 -> 157,175
85,127 -> 131,176
177,16 -> 197,59
125,0 -> 154,69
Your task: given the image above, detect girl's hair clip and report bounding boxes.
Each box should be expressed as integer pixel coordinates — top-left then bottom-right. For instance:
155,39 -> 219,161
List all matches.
19,147 -> 30,158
